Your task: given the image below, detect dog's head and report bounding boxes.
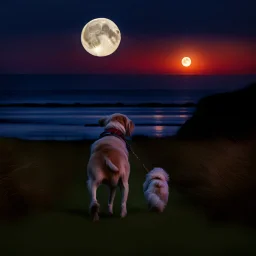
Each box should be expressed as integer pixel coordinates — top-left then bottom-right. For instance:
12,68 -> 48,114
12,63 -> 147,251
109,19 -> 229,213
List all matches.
146,167 -> 169,183
98,113 -> 135,137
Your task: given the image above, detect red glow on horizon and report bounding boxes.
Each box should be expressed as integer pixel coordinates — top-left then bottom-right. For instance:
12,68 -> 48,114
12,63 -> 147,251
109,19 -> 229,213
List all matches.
0,34 -> 255,74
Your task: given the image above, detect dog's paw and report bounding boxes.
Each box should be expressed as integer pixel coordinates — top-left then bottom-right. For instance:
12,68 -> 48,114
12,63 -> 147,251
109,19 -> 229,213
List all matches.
120,211 -> 127,218
120,205 -> 127,218
90,201 -> 100,221
108,204 -> 113,215
93,213 -> 99,222
108,210 -> 114,216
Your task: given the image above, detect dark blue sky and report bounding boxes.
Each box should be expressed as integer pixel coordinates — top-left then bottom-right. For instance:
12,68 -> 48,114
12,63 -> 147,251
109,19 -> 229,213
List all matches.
1,0 -> 255,37
0,0 -> 255,85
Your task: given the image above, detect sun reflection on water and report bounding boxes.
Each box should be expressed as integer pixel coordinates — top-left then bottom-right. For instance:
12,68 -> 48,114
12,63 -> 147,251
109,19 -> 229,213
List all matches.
155,125 -> 164,137
153,114 -> 164,119
153,112 -> 164,137
179,114 -> 189,118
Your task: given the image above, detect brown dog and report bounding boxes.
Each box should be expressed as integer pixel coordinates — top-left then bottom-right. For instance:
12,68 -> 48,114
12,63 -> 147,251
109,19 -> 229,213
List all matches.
87,113 -> 135,221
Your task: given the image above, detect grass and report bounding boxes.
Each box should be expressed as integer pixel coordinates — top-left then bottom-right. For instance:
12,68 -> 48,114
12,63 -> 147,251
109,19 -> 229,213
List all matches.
0,137 -> 256,255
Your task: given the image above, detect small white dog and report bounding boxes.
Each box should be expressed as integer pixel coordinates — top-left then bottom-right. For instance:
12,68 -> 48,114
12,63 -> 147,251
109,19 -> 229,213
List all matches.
87,113 -> 134,221
143,168 -> 169,212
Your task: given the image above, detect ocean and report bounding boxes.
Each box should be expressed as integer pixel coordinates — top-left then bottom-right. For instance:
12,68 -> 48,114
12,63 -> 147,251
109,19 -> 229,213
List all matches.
0,75 -> 255,140
0,106 -> 196,140
0,89 -> 201,140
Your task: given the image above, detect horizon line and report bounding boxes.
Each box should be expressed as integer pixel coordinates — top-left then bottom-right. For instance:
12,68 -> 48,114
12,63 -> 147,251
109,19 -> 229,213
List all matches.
1,73 -> 256,76
0,102 -> 197,107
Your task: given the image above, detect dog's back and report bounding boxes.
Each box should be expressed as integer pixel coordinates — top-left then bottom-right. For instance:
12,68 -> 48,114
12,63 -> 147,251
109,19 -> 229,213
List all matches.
87,136 -> 129,187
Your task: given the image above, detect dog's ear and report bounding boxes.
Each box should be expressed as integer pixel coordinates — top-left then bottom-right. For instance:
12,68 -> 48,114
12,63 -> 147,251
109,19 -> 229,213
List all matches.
98,116 -> 108,127
126,120 -> 135,136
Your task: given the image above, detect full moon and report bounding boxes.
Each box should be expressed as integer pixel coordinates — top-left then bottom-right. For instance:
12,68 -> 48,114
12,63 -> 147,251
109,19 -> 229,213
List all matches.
181,57 -> 192,67
81,18 -> 121,57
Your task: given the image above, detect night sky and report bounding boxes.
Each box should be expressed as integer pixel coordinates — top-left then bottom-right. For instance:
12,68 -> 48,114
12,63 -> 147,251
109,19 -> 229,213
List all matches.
0,0 -> 255,75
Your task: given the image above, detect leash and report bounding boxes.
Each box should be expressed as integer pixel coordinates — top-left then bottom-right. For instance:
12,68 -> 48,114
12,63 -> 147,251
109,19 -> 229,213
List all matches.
126,143 -> 150,173
98,128 -> 150,173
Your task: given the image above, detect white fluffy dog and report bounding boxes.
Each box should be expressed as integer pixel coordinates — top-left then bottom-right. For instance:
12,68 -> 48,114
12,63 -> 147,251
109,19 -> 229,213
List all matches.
143,167 -> 169,212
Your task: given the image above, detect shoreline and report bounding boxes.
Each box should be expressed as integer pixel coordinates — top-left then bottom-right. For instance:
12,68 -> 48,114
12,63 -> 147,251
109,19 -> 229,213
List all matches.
0,102 -> 196,108
0,135 -> 176,143
0,118 -> 183,126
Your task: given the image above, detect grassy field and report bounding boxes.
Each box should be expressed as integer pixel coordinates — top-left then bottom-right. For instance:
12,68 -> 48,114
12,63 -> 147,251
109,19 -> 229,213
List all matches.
0,138 -> 256,255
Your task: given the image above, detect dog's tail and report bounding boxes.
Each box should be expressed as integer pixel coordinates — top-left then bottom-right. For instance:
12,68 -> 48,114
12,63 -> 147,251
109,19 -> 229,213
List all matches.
104,156 -> 119,172
147,193 -> 166,213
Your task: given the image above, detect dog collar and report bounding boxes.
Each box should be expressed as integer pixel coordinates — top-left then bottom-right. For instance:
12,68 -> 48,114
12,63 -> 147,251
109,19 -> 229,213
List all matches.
99,128 -> 131,152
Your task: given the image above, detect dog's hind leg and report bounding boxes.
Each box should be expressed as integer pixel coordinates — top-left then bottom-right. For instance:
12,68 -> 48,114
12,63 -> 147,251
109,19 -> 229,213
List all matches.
120,181 -> 129,218
87,179 -> 100,221
108,187 -> 117,215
